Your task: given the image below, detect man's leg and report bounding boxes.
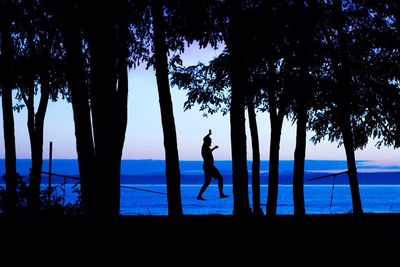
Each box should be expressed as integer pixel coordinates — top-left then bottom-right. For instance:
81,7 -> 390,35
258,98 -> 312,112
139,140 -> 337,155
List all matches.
212,166 -> 229,198
197,171 -> 212,200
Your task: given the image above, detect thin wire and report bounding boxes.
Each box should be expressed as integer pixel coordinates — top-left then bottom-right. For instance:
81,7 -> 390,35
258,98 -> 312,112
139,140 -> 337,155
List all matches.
120,185 -> 167,195
307,170 -> 348,181
41,171 -> 167,195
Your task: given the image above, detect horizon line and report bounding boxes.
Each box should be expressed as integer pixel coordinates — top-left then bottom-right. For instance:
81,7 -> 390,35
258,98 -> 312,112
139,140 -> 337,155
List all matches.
0,158 -> 370,161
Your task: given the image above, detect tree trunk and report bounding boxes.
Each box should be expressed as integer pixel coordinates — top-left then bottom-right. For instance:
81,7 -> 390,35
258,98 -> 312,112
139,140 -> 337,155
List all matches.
227,0 -> 251,216
27,69 -> 50,212
62,3 -> 95,214
334,0 -> 363,214
341,114 -> 363,214
291,0 -> 313,217
115,1 -> 129,212
266,114 -> 284,216
247,100 -> 262,215
1,85 -> 17,214
87,4 -> 121,216
0,1 -> 17,214
293,107 -> 307,216
151,0 -> 183,216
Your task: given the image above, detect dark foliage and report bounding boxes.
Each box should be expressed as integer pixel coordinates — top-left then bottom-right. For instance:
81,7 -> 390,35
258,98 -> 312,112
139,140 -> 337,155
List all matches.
0,174 -> 81,215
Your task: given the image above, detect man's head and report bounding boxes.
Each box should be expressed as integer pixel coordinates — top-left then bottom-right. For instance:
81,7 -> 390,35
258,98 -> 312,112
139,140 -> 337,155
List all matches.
203,136 -> 212,146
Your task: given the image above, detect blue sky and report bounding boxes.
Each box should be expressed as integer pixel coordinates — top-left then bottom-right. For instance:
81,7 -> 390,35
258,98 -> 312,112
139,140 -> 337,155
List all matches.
0,45 -> 399,163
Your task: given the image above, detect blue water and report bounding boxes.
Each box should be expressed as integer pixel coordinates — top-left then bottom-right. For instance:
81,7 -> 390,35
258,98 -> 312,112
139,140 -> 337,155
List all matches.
2,159 -> 400,177
2,159 -> 400,214
2,159 -> 400,185
57,184 -> 400,215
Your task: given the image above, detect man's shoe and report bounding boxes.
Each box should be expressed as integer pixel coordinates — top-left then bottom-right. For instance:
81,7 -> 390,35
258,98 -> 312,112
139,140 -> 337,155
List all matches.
220,194 -> 229,199
197,196 -> 206,201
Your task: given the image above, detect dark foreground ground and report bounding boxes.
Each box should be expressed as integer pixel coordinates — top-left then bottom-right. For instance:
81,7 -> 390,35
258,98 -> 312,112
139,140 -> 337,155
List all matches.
1,214 -> 399,263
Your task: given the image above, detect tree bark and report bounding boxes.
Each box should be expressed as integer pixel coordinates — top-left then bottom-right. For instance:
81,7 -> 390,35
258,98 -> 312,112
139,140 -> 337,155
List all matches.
341,114 -> 363,214
115,1 -> 129,212
292,0 -> 313,216
0,0 -> 17,214
266,113 -> 284,216
21,29 -> 53,212
62,2 -> 95,214
26,68 -> 50,212
247,100 -> 262,215
334,0 -> 363,214
87,3 -> 121,216
151,0 -> 183,216
227,0 -> 251,216
293,107 -> 307,216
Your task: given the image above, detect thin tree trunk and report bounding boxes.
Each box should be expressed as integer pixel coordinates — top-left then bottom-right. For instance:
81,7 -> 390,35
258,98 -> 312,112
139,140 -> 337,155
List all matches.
1,86 -> 17,214
341,114 -> 363,214
334,0 -> 363,214
227,0 -> 251,216
293,107 -> 307,216
291,0 -> 312,217
62,3 -> 95,214
151,0 -> 183,216
266,114 -> 284,216
247,100 -> 262,215
115,1 -> 129,212
1,0 -> 17,214
27,69 -> 50,212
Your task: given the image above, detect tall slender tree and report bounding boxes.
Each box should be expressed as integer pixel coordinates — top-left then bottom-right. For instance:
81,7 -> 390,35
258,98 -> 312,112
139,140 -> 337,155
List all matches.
58,0 -> 95,214
151,0 -> 183,216
247,98 -> 262,215
322,0 -> 363,214
290,0 -> 318,216
0,0 -> 18,214
226,0 -> 251,215
265,62 -> 289,216
12,0 -> 67,212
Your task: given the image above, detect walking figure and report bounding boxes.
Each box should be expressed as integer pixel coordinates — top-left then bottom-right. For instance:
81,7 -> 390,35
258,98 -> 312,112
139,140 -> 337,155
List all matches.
197,129 -> 229,200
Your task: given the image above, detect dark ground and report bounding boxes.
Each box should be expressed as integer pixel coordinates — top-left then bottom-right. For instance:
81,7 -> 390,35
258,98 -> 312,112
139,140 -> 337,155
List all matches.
0,214 -> 399,263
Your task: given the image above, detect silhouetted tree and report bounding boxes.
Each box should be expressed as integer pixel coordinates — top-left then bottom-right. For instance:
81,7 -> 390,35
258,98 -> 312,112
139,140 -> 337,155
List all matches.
241,4 -> 264,215
12,0 -> 67,212
152,0 -> 228,215
0,0 -> 18,214
226,0 -> 251,215
52,0 -> 134,215
151,0 -> 183,216
85,0 -> 130,215
358,1 -> 400,149
57,0 -> 95,214
257,1 -> 292,216
332,0 -> 363,214
308,0 -> 400,214
247,97 -> 263,215
289,0 -> 319,216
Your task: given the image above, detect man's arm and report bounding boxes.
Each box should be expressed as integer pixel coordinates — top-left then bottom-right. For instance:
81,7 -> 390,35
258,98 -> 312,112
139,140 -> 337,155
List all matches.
205,129 -> 212,139
211,145 -> 219,151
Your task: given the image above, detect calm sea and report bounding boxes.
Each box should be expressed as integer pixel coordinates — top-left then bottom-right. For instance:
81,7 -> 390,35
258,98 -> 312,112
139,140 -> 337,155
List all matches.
56,184 -> 400,215
2,159 -> 400,184
2,159 -> 400,215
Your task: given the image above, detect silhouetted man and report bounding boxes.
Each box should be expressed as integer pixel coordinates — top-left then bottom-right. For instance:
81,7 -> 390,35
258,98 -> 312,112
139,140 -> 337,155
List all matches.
197,129 -> 229,200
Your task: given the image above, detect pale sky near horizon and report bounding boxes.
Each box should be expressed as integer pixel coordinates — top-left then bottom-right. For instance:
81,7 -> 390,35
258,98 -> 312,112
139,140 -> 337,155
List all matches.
0,44 -> 399,164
